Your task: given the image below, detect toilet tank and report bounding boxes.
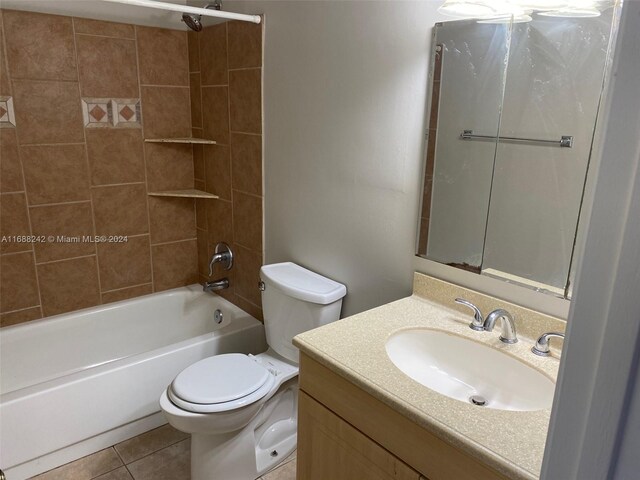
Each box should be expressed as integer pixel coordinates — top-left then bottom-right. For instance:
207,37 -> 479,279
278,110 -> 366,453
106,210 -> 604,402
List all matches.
260,262 -> 347,363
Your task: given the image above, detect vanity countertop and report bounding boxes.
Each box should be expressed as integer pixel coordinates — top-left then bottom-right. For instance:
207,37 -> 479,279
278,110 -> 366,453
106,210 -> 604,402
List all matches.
293,273 -> 565,480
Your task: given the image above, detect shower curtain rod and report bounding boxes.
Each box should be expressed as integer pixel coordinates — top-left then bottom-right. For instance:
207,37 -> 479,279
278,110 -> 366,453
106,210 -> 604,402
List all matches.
100,0 -> 262,24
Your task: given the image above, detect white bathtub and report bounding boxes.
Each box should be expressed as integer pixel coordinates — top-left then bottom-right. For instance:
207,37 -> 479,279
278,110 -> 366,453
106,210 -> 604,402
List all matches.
0,285 -> 267,480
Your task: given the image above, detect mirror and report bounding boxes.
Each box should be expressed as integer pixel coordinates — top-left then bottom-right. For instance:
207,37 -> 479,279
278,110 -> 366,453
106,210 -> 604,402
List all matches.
416,8 -> 619,299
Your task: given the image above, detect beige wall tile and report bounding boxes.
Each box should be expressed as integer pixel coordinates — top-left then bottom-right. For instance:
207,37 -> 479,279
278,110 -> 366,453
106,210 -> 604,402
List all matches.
136,26 -> 188,87
206,198 -> 233,247
21,144 -> 90,205
37,255 -> 100,317
190,72 -> 202,129
187,31 -> 200,73
0,129 -> 23,193
197,233 -> 209,276
126,438 -> 190,480
13,80 -> 84,144
234,243 -> 263,306
0,193 -> 31,254
233,191 -> 262,251
196,197 -> 207,230
73,18 -> 135,38
201,86 -> 229,144
0,306 -> 42,327
227,20 -> 262,69
231,133 -> 262,195
204,144 -> 231,200
0,252 -> 39,313
200,24 -> 227,86
193,144 -> 204,181
145,143 -> 194,192
101,283 -> 152,304
86,129 -> 145,186
141,86 -> 191,139
229,69 -> 262,134
76,35 -> 139,98
30,202 -> 95,263
31,447 -> 122,480
97,235 -> 152,291
152,240 -> 198,291
148,197 -> 196,244
114,424 -> 189,464
92,184 -> 149,236
232,293 -> 263,322
3,10 -> 76,81
0,16 -> 11,95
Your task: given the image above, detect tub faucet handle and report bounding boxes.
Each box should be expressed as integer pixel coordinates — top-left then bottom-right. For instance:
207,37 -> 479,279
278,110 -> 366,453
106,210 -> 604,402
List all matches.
208,242 -> 233,276
455,298 -> 484,331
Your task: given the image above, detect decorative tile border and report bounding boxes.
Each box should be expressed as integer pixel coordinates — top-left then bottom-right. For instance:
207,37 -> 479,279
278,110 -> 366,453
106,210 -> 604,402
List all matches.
82,98 -> 141,128
0,96 -> 16,128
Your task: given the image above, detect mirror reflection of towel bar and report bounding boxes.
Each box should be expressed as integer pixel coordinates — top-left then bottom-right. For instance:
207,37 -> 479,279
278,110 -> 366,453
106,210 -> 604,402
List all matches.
460,130 -> 573,148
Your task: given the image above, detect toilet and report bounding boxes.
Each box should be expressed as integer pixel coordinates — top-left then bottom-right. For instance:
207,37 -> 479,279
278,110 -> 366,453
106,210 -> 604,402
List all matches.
160,262 -> 346,480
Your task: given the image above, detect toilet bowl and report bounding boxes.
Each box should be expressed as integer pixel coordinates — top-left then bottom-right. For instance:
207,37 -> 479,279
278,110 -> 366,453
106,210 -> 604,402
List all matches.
160,262 -> 346,480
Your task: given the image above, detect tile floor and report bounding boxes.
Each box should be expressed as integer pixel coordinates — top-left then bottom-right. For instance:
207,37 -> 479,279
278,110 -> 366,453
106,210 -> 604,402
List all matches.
30,424 -> 297,480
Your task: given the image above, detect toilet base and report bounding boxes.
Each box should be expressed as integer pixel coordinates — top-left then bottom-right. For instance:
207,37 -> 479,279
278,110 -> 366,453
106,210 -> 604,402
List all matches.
190,382 -> 298,480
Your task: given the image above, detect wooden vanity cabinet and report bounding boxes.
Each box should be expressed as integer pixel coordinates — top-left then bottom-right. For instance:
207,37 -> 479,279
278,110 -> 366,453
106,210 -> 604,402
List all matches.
296,353 -> 508,480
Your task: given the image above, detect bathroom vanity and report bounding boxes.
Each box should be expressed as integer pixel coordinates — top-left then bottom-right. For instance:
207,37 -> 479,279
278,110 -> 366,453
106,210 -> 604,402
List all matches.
293,273 -> 565,480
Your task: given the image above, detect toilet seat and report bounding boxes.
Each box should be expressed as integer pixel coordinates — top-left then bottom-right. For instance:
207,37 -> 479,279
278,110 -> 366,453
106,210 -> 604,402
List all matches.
168,353 -> 276,413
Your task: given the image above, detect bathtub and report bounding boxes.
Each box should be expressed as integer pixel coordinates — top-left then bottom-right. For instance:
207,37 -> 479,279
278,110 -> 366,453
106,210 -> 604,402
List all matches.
0,285 -> 267,480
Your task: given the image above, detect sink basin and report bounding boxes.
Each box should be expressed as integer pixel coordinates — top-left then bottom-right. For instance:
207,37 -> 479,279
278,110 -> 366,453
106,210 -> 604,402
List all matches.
385,329 -> 555,411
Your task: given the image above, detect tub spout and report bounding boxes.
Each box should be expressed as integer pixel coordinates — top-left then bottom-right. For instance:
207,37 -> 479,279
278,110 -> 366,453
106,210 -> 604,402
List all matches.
203,278 -> 229,292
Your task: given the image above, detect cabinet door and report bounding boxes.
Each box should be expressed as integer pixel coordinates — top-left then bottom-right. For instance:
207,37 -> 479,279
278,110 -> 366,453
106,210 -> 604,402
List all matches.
297,391 -> 422,480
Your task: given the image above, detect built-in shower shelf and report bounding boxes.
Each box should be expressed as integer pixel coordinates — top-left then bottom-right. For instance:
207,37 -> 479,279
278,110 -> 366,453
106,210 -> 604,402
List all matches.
148,189 -> 219,199
145,137 -> 217,145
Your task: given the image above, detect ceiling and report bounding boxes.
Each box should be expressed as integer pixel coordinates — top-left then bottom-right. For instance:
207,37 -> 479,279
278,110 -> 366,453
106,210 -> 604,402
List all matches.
0,0 -> 228,30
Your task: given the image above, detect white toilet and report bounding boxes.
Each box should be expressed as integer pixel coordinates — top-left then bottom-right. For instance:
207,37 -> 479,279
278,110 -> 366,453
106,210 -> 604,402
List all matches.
160,262 -> 346,480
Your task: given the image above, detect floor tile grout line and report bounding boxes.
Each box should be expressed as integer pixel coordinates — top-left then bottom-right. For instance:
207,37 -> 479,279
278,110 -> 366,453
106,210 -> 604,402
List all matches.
121,435 -> 191,469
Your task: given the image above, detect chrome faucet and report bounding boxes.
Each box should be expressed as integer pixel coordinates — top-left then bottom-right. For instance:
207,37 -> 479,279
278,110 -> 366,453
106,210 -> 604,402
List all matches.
531,332 -> 565,356
454,298 -> 485,331
483,309 -> 518,344
203,243 -> 233,292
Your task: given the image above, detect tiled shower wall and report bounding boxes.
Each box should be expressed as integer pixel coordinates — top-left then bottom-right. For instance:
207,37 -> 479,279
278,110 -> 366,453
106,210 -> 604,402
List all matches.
188,21 -> 265,320
0,10 -> 200,326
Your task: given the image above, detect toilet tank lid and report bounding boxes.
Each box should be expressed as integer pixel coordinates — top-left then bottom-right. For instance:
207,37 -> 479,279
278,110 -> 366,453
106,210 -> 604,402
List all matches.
260,262 -> 346,305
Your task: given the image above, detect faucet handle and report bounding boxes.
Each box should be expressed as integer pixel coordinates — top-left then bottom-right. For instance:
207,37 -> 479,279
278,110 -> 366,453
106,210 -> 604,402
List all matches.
208,242 -> 233,276
532,332 -> 565,357
455,298 -> 484,331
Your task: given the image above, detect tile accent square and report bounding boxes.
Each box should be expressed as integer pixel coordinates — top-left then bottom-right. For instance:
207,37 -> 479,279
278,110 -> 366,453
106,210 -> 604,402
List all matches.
82,98 -> 113,127
0,96 -> 16,127
82,98 -> 141,128
112,99 -> 142,127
